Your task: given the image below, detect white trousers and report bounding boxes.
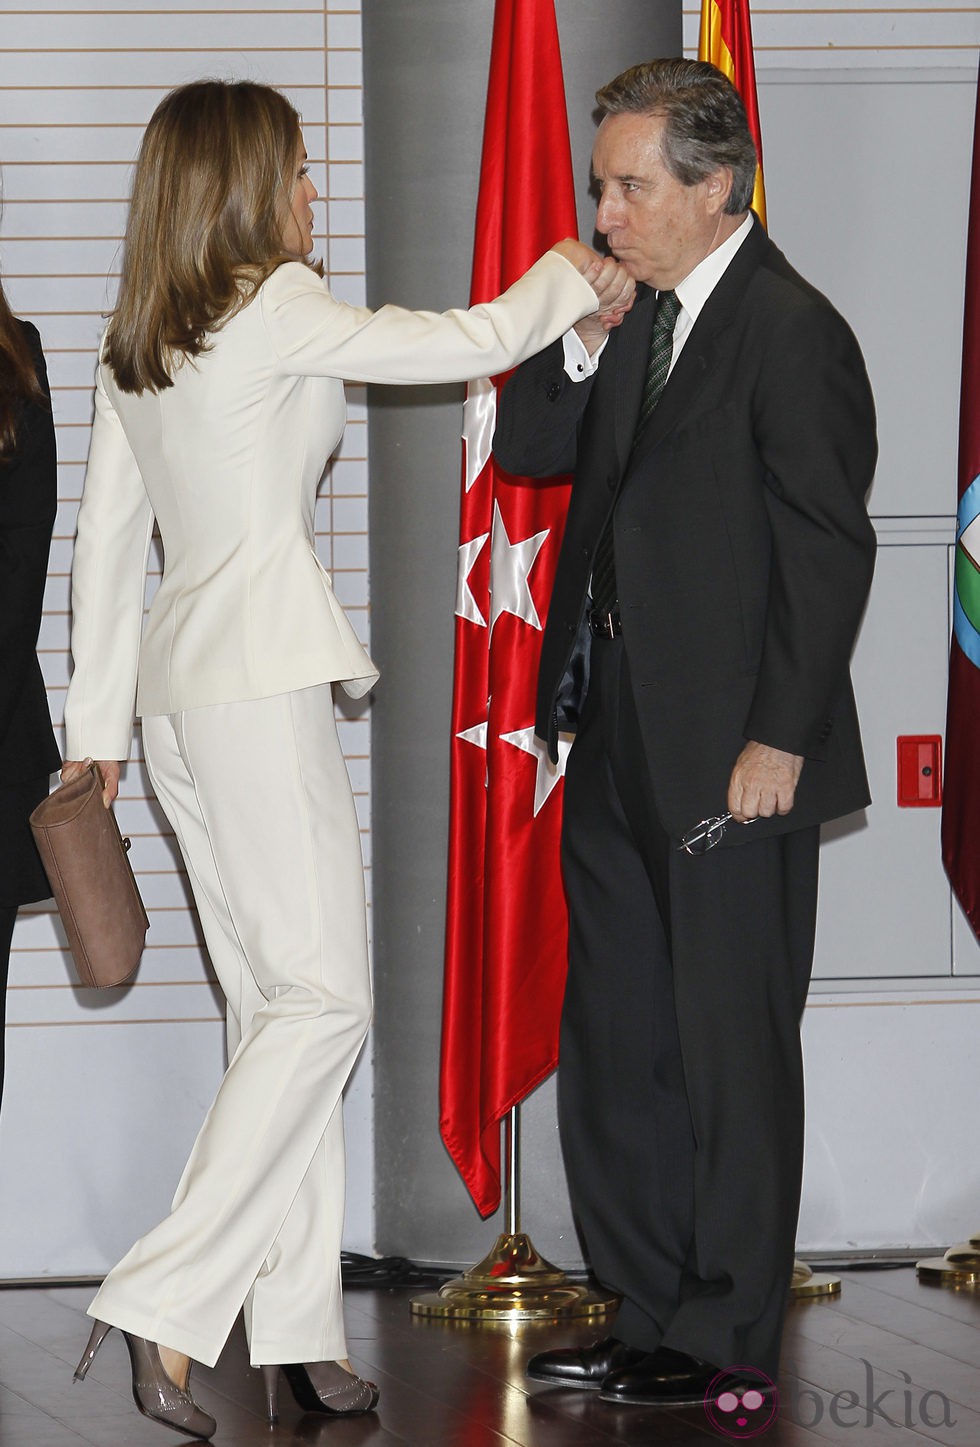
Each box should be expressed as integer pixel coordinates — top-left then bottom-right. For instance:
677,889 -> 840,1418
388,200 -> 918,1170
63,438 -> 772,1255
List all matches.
88,685 -> 372,1367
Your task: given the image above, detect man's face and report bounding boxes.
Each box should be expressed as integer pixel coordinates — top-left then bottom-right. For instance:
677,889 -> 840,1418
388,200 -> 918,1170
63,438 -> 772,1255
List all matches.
592,111 -> 730,290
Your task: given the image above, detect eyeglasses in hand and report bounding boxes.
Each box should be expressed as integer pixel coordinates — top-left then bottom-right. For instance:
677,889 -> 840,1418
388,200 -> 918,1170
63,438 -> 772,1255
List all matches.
677,811 -> 757,855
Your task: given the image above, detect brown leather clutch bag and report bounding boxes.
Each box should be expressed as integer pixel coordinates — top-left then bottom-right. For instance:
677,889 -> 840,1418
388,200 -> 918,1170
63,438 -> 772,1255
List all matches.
30,763 -> 149,989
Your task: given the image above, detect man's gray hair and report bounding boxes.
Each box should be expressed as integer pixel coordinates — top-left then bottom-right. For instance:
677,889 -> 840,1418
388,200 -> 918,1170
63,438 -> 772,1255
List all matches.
596,59 -> 758,216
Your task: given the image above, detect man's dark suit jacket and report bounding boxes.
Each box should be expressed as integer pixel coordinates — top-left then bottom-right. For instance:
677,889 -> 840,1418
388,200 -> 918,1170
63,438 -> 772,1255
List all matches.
0,320 -> 60,796
494,219 -> 878,842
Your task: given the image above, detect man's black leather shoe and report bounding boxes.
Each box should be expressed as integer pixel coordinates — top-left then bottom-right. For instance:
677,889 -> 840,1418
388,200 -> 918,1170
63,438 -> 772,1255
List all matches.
599,1345 -> 723,1406
526,1337 -> 648,1390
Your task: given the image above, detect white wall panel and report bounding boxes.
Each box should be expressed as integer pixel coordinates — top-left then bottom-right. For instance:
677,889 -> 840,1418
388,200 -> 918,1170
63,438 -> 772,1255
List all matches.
677,16 -> 980,1247
814,545 -> 953,981
0,0 -> 374,1277
757,72 -> 974,520
683,3 -> 980,66
799,997 -> 980,1252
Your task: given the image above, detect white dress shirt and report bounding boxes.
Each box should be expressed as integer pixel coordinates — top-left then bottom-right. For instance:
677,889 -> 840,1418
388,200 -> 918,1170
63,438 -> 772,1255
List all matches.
562,213 -> 753,380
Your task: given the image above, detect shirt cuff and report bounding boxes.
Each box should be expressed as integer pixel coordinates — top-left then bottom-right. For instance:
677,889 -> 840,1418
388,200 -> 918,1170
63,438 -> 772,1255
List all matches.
563,328 -> 606,379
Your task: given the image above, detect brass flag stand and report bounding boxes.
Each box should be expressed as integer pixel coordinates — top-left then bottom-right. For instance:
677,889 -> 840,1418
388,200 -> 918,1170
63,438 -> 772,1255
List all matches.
916,1228 -> 980,1287
411,1107 -> 619,1322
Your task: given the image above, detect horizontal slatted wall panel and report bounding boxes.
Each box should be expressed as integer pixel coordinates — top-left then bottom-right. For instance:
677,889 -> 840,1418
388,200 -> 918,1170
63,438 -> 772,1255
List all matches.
682,4 -> 980,64
0,0 -> 373,1273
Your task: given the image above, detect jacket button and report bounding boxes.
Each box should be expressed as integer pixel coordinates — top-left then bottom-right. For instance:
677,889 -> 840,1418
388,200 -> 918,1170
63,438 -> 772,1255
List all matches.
546,382 -> 561,402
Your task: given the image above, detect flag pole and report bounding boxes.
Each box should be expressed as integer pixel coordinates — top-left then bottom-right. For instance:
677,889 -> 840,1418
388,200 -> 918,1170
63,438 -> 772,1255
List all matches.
439,0 -> 581,1237
431,0 -> 618,1317
410,1107 -> 619,1321
505,1105 -> 519,1236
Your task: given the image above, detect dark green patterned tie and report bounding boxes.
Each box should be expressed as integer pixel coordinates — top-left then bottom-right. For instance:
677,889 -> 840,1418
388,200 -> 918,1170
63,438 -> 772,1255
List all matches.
590,289 -> 681,617
633,288 -> 681,436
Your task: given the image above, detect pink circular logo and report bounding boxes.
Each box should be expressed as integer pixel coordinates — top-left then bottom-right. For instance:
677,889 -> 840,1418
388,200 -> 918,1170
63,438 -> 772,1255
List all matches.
703,1367 -> 779,1439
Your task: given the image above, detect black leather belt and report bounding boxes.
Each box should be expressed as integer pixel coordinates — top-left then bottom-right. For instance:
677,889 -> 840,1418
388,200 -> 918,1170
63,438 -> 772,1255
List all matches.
588,609 -> 622,638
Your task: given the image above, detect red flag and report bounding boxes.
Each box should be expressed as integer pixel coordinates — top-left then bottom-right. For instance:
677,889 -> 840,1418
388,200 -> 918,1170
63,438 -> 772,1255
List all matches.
440,0 -> 578,1216
942,58 -> 980,937
699,0 -> 767,227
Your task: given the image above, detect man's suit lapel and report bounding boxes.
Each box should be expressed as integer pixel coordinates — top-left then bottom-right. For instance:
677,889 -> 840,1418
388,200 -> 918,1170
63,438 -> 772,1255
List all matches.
612,284 -> 655,474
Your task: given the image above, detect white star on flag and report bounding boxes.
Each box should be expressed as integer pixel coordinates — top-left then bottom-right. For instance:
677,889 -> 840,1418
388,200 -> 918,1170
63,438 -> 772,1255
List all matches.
457,718 -> 489,789
456,532 -> 490,627
456,720 -> 488,751
489,500 -> 548,638
462,377 -> 495,493
499,727 -> 574,816
961,512 -> 980,570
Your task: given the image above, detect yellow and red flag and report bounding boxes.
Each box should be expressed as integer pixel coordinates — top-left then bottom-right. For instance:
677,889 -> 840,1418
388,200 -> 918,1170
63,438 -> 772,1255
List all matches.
699,0 -> 767,228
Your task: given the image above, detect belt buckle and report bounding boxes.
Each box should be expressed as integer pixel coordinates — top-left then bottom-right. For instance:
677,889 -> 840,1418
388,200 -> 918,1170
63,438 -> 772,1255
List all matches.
603,612 -> 617,640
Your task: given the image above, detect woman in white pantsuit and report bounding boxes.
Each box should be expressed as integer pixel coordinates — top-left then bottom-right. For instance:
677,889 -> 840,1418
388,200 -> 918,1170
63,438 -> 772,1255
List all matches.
60,80 -> 632,1440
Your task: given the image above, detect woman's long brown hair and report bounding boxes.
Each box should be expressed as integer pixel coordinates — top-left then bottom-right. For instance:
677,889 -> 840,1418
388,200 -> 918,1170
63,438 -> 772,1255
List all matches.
0,280 -> 46,461
106,80 -> 320,395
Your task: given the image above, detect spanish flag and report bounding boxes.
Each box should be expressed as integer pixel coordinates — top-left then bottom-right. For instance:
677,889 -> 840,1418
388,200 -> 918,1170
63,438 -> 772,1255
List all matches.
698,0 -> 767,228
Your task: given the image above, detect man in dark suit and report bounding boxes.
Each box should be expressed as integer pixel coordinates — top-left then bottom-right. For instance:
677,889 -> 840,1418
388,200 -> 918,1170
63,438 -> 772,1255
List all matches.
493,59 -> 877,1407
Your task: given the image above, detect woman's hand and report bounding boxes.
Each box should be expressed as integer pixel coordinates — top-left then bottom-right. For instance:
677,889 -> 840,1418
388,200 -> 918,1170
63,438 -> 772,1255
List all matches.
570,255 -> 636,356
551,241 -> 635,355
551,237 -> 605,277
590,255 -> 636,323
552,241 -> 635,313
60,758 -> 121,808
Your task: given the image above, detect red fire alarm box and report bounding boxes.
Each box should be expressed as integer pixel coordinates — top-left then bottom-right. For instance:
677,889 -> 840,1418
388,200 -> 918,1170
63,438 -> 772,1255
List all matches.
896,735 -> 943,807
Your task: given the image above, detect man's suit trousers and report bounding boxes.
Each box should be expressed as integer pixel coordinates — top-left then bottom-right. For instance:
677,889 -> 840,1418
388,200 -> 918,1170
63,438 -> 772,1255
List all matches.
87,684 -> 372,1367
559,636 -> 819,1379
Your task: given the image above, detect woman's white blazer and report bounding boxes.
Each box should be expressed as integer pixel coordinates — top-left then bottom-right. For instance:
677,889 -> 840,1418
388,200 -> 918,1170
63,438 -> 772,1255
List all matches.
64,254 -> 596,761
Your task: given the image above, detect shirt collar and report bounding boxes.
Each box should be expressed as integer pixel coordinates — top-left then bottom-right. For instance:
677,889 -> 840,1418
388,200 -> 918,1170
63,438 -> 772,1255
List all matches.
672,213 -> 754,324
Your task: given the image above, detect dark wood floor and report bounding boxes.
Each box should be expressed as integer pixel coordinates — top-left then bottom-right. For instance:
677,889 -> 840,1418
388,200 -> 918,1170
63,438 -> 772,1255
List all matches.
1,1269 -> 978,1444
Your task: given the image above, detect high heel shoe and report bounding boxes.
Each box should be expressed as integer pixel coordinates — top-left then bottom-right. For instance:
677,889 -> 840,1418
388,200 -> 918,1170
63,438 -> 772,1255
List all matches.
74,1320 -> 217,1440
261,1361 -> 379,1422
